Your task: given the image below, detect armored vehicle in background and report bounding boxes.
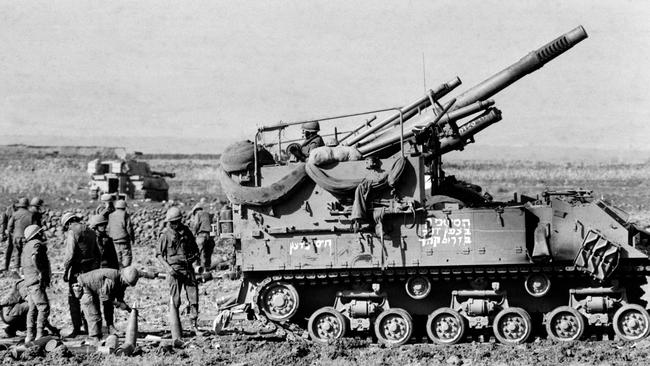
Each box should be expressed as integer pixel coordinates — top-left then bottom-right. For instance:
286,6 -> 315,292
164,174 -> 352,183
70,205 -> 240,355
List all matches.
216,26 -> 650,345
88,152 -> 175,201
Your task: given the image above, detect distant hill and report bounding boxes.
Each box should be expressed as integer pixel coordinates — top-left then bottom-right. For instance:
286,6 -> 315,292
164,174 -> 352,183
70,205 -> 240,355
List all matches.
1,135 -> 649,163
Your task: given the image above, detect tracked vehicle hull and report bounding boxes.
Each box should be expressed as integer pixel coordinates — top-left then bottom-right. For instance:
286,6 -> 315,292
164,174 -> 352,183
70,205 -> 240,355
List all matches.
215,26 -> 650,345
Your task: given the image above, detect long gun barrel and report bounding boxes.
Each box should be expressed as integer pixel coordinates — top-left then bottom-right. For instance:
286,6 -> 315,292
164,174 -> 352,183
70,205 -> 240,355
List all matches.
452,26 -> 587,110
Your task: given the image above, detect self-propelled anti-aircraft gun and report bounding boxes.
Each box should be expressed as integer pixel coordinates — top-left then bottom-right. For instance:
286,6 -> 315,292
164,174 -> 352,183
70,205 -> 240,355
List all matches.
215,26 -> 650,345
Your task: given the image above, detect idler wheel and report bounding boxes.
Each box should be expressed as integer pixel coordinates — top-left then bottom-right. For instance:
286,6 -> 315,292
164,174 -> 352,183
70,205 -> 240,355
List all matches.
613,304 -> 650,341
492,307 -> 532,345
374,308 -> 413,346
259,281 -> 299,322
426,307 -> 467,345
307,306 -> 347,344
545,306 -> 585,342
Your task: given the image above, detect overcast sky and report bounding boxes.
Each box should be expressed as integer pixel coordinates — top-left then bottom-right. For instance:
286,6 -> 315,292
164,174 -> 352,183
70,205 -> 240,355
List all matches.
0,0 -> 649,152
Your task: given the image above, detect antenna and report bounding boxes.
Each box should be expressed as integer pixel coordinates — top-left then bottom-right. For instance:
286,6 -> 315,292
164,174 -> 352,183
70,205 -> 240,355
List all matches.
422,52 -> 426,92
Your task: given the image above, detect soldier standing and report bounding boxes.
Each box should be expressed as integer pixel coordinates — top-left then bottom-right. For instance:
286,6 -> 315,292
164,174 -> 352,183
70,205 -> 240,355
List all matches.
95,193 -> 115,218
1,200 -> 16,244
157,207 -> 202,337
190,204 -> 214,270
28,197 -> 44,226
88,214 -> 120,335
74,267 -> 139,342
6,198 -> 36,273
21,225 -> 51,343
61,212 -> 100,338
108,200 -> 135,268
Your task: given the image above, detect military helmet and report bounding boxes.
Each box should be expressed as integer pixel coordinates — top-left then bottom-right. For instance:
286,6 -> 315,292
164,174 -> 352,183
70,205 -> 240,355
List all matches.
192,203 -> 203,214
16,197 -> 29,208
100,193 -> 114,202
115,200 -> 127,209
61,212 -> 80,226
302,121 -> 320,132
120,266 -> 140,286
165,207 -> 183,222
88,214 -> 108,229
30,197 -> 44,207
24,225 -> 43,241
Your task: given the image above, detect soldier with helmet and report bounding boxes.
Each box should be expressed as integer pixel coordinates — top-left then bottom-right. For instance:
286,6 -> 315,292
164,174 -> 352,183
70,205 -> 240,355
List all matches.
28,197 -> 44,226
288,121 -> 325,161
21,224 -> 51,343
6,197 -> 37,273
157,207 -> 202,337
1,199 -> 16,244
95,193 -> 116,218
0,279 -> 59,338
74,266 -> 140,342
190,203 -> 214,270
61,212 -> 100,338
88,214 -> 120,335
108,200 -> 135,268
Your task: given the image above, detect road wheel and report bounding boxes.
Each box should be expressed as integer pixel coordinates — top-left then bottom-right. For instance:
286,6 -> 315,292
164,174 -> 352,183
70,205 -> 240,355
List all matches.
258,281 -> 299,322
493,307 -> 532,345
307,306 -> 347,344
426,307 -> 466,345
613,304 -> 650,341
374,308 -> 413,346
545,306 -> 585,342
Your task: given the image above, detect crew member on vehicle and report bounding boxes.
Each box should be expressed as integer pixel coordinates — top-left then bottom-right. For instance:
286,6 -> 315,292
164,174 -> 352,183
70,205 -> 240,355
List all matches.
74,266 -> 139,342
108,200 -> 135,268
157,207 -> 202,337
61,212 -> 100,338
21,225 -> 52,343
288,121 -> 325,161
190,204 -> 214,271
6,198 -> 37,273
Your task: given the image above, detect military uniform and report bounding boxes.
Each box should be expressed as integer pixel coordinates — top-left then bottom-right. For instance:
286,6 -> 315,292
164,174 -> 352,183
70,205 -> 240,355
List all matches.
0,280 -> 29,336
190,210 -> 214,270
76,268 -> 132,339
63,222 -> 100,334
157,223 -> 200,323
6,207 -> 36,271
21,236 -> 51,342
300,134 -> 324,157
94,229 -> 119,332
95,203 -> 115,218
108,209 -> 135,267
1,204 -> 13,243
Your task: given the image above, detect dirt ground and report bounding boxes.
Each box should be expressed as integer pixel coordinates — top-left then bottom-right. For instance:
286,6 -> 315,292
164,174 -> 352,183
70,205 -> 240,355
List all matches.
1,153 -> 650,365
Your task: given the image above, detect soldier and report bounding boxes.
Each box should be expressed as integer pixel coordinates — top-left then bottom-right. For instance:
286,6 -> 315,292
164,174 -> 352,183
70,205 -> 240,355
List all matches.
288,121 -> 325,161
0,279 -> 58,338
1,200 -> 16,243
157,207 -> 202,336
21,225 -> 51,343
6,197 -> 36,273
95,193 -> 115,218
28,197 -> 44,226
74,267 -> 139,342
88,214 -> 120,334
61,212 -> 100,338
108,200 -> 135,268
190,204 -> 214,270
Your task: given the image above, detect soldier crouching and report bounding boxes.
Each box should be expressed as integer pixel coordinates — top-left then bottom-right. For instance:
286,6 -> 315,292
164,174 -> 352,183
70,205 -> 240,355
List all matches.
0,279 -> 58,338
21,225 -> 51,343
73,267 -> 139,342
157,207 -> 202,337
